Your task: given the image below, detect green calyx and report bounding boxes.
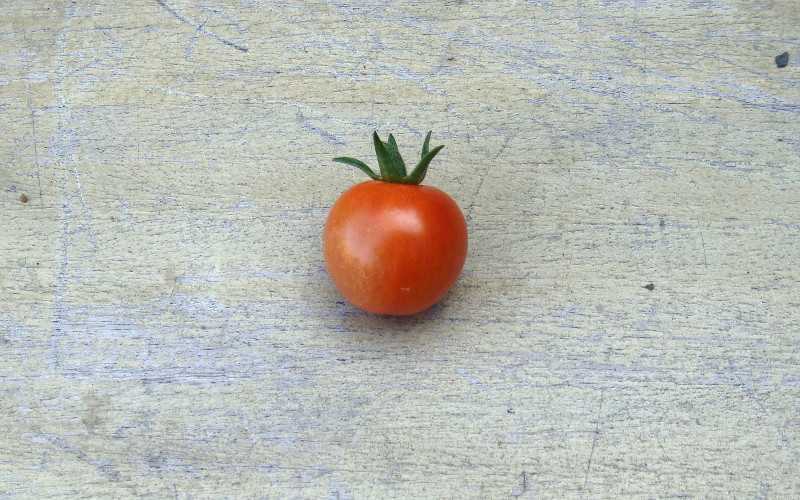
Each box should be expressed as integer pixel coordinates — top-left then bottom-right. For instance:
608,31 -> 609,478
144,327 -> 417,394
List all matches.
333,131 -> 445,185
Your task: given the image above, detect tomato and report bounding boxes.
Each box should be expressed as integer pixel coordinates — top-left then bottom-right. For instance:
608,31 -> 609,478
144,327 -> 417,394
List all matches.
324,132 -> 468,315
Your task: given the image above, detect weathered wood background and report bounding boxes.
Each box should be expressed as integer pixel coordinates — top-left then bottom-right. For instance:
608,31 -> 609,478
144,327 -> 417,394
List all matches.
1,0 -> 798,498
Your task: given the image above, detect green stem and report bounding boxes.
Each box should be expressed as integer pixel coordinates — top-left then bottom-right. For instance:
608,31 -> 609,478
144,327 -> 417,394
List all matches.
333,131 -> 444,185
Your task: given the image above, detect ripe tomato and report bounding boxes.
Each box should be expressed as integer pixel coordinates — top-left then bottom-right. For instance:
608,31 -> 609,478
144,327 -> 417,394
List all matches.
324,132 -> 468,315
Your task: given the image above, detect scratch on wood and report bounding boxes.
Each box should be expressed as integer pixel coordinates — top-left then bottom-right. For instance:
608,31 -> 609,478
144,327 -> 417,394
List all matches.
26,81 -> 44,207
49,194 -> 70,370
583,388 -> 605,490
155,0 -> 249,53
511,471 -> 530,496
697,221 -> 710,271
297,111 -> 346,147
71,167 -> 99,250
184,12 -> 212,61
464,174 -> 487,223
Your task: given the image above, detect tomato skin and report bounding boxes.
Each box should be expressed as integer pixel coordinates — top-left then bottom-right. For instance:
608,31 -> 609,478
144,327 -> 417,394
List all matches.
323,181 -> 468,315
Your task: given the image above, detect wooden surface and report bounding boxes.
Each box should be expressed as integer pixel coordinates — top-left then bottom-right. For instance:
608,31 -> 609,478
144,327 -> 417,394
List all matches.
1,0 -> 799,498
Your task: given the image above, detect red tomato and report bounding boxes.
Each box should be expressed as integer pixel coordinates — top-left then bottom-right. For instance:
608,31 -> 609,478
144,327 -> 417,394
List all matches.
324,181 -> 467,315
324,132 -> 468,315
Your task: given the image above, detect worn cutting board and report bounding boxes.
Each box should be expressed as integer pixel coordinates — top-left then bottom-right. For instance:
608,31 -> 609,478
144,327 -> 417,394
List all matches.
1,0 -> 798,497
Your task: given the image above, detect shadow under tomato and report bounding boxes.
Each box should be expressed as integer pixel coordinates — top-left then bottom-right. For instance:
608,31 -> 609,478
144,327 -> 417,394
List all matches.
327,295 -> 466,345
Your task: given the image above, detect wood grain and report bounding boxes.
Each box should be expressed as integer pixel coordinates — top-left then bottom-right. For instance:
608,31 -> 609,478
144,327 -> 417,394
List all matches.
1,0 -> 798,498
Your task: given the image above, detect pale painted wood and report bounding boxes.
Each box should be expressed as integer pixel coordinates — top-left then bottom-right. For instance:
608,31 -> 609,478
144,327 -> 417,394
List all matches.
1,0 -> 798,498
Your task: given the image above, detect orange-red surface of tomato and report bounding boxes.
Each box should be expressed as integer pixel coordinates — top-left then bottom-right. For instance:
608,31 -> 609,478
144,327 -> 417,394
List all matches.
323,181 -> 468,315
